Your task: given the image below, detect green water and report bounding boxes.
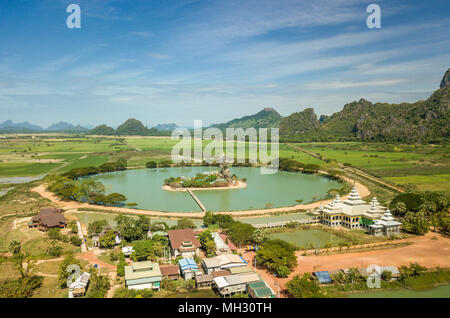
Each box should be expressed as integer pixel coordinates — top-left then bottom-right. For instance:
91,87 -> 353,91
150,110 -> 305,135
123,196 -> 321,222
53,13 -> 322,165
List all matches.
267,229 -> 346,249
86,167 -> 341,212
239,213 -> 314,225
348,284 -> 450,298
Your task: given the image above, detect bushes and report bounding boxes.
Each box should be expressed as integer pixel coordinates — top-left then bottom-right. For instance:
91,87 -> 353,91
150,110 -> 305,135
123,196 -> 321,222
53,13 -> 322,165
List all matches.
70,236 -> 82,246
113,287 -> 154,298
85,271 -> 111,298
256,239 -> 297,277
286,273 -> 324,298
45,161 -> 128,207
47,245 -> 63,257
47,228 -> 64,241
175,218 -> 196,229
146,161 -> 157,168
117,255 -> 126,277
0,275 -> 43,298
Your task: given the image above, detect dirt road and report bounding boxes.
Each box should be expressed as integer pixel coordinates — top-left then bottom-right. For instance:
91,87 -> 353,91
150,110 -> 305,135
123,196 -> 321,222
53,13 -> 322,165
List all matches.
243,232 -> 450,296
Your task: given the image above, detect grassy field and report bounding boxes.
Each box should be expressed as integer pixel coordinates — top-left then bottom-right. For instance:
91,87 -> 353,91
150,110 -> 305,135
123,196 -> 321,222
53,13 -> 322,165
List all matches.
0,136 -> 448,196
0,136 -> 129,177
295,142 -> 450,195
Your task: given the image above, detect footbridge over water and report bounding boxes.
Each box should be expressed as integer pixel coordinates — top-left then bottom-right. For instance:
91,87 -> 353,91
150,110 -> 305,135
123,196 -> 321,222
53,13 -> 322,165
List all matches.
186,189 -> 207,212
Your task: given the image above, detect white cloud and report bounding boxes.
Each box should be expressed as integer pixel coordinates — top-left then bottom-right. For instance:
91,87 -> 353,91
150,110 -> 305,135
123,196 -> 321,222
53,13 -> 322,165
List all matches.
303,79 -> 408,90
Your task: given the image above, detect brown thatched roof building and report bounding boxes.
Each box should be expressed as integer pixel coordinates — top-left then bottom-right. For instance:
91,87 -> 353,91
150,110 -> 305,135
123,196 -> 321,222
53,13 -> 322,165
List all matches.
29,207 -> 66,231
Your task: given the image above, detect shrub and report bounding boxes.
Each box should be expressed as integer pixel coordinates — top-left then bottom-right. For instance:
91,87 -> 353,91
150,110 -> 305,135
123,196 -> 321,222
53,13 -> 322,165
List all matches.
70,236 -> 82,246
47,245 -> 63,257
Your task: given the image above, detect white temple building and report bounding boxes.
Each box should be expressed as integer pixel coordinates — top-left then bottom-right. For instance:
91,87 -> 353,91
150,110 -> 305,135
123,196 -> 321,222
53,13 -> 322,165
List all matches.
312,186 -> 401,236
369,210 -> 402,237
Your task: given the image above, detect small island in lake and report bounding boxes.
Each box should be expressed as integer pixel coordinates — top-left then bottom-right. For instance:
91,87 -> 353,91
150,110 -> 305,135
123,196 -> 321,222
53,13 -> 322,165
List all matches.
162,163 -> 247,191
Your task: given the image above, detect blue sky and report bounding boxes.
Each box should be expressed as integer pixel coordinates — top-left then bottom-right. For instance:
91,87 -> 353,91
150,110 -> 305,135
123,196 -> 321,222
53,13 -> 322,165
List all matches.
0,0 -> 449,128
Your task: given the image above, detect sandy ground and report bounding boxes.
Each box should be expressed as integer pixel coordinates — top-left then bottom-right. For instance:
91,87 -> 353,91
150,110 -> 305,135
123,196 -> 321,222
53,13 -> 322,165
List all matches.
76,251 -> 117,270
242,232 -> 450,297
31,177 -> 369,217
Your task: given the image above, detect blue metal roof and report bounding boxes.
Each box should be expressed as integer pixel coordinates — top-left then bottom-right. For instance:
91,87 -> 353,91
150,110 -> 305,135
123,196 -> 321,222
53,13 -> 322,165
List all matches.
314,271 -> 332,284
178,258 -> 198,271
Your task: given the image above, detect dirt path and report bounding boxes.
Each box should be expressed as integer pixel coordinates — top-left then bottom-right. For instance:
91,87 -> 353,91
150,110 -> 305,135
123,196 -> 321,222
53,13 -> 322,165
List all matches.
245,232 -> 450,295
76,251 -> 116,270
31,178 -> 370,218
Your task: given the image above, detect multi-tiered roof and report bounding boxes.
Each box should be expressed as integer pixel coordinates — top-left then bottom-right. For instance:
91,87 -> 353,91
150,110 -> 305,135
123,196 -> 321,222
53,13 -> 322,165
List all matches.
317,186 -> 385,218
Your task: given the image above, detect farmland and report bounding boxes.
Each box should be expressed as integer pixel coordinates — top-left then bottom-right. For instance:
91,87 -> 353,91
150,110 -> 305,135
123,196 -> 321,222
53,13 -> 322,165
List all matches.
295,142 -> 450,195
0,135 -> 448,199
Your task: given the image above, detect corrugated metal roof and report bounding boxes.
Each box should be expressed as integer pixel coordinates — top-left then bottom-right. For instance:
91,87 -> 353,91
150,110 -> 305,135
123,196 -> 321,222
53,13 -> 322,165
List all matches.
179,258 -> 198,271
229,265 -> 253,274
314,271 -> 332,284
125,262 -> 162,280
253,287 -> 274,297
214,276 -> 228,289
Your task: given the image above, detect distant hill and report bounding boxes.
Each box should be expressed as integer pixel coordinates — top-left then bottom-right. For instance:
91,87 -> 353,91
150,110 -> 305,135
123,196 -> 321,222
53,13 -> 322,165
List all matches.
0,120 -> 43,131
46,122 -> 88,131
0,120 -> 90,133
154,123 -> 179,131
282,68 -> 450,143
212,108 -> 282,131
116,118 -> 149,135
279,108 -> 319,135
90,124 -> 116,135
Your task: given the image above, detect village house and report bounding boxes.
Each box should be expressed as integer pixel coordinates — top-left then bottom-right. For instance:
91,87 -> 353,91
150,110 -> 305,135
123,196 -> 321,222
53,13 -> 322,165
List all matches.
194,273 -> 214,289
229,265 -> 253,275
28,207 -> 66,232
167,229 -> 201,258
160,265 -> 180,280
124,261 -> 162,290
178,258 -> 199,280
219,233 -> 238,252
312,186 -> 401,235
68,272 -> 91,298
212,270 -> 231,278
213,272 -> 261,297
202,254 -> 247,274
211,232 -> 238,255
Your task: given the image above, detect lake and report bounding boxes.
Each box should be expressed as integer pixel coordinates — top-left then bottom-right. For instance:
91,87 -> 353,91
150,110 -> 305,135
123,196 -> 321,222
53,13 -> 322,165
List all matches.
85,167 -> 342,212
